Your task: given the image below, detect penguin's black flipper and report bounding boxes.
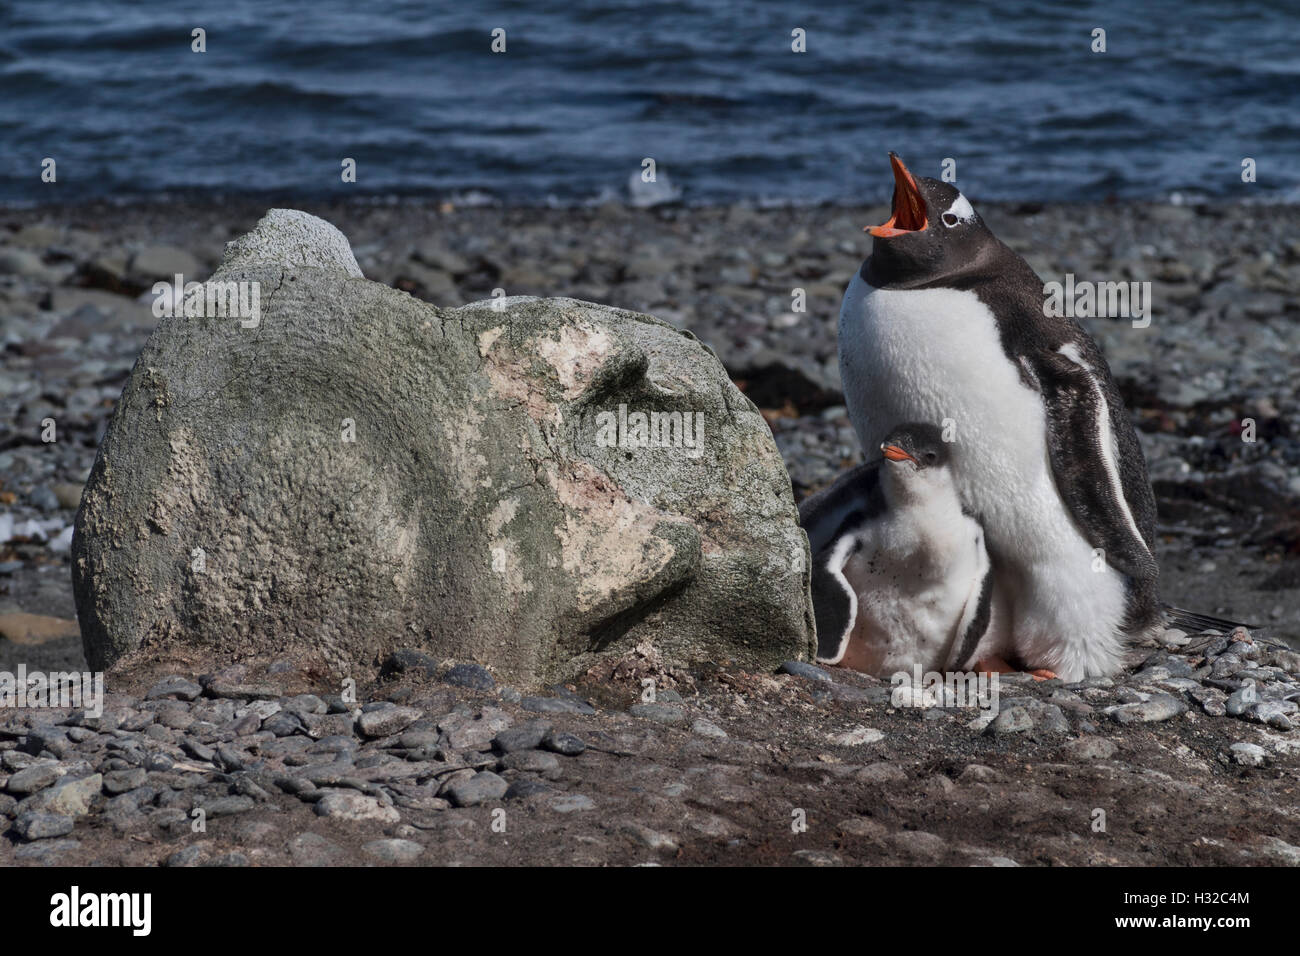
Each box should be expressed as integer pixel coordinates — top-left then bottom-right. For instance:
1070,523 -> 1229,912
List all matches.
810,541 -> 857,663
1162,604 -> 1259,633
799,463 -> 885,665
1030,349 -> 1160,586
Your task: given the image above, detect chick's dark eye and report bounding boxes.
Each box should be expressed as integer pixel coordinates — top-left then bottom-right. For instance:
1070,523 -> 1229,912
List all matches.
925,452 -> 938,463
941,213 -> 959,227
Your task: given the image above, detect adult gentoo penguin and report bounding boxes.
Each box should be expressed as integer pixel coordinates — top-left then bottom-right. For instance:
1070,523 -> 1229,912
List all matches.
800,423 -> 1014,677
837,153 -> 1163,681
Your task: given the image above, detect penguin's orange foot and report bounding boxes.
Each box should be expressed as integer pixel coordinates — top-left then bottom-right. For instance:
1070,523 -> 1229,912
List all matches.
974,655 -> 1015,674
974,656 -> 1057,681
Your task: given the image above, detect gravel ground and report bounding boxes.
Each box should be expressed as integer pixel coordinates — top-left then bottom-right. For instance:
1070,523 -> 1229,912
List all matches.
0,632 -> 1297,867
1,198 -> 1297,865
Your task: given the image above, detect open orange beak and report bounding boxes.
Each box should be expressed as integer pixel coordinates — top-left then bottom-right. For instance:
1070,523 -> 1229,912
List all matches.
868,153 -> 927,238
881,443 -> 917,464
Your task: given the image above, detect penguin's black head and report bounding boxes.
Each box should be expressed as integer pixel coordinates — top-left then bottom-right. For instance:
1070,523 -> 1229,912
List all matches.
880,422 -> 950,470
863,153 -> 997,287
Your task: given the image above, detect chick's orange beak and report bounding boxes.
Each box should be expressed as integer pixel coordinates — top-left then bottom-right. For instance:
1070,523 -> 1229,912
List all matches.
868,153 -> 928,238
881,443 -> 917,464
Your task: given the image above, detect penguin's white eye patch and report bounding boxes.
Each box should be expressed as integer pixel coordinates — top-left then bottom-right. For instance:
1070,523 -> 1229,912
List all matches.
941,194 -> 976,228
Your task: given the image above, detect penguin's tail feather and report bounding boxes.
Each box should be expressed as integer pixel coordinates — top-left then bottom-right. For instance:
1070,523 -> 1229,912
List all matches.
1161,603 -> 1259,634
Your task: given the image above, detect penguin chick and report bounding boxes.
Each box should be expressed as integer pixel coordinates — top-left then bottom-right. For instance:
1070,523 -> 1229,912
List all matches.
800,423 -> 1005,678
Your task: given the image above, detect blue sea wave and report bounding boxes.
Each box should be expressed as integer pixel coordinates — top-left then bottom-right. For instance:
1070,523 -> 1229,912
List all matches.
0,0 -> 1296,205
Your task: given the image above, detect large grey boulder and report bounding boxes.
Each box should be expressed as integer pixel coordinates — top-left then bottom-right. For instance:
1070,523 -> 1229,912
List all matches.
72,209 -> 813,685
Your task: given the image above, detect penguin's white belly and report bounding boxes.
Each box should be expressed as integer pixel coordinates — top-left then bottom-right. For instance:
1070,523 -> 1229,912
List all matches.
839,509 -> 982,677
838,276 -> 1128,679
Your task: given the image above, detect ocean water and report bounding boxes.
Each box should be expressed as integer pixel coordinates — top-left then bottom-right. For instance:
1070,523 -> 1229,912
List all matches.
1,0 -> 1297,206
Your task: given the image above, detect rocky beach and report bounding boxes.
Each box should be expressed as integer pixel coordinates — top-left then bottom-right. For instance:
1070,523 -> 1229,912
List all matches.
1,197 -> 1298,866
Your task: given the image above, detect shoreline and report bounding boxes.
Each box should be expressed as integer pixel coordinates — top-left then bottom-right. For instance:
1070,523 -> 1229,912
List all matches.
3,190 -> 1296,217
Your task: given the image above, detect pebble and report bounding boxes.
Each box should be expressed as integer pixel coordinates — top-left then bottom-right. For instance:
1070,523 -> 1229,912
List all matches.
1104,694 -> 1187,724
855,762 -> 907,784
441,663 -> 495,691
446,771 -> 509,807
1063,737 -> 1117,760
446,718 -> 509,750
273,774 -> 319,797
361,838 -> 424,863
1158,628 -> 1190,647
215,747 -> 249,772
263,712 -> 305,737
1133,665 -> 1171,682
165,846 -> 206,867
284,694 -> 327,715
505,778 -> 554,800
6,762 -> 59,795
14,810 -> 75,840
313,791 -> 401,823
500,750 -> 561,777
779,660 -> 834,683
628,703 -> 686,725
791,849 -> 842,866
381,649 -> 439,678
985,701 -> 1069,735
1191,686 -> 1227,717
493,720 -> 552,753
236,699 -> 282,721
541,729 -> 587,755
357,705 -> 422,738
549,793 -> 596,813
1,753 -> 34,773
1245,701 -> 1295,731
183,740 -> 217,762
32,774 -> 102,816
1258,837 -> 1300,866
146,676 -> 203,701
1114,687 -> 1151,705
690,718 -> 728,739
889,830 -> 949,862
23,726 -> 71,758
1229,742 -> 1267,767
827,726 -> 884,746
624,822 -> 678,852
308,736 -> 359,758
1225,685 -> 1257,716
837,816 -> 890,838
301,714 -> 357,740
102,767 -> 147,794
